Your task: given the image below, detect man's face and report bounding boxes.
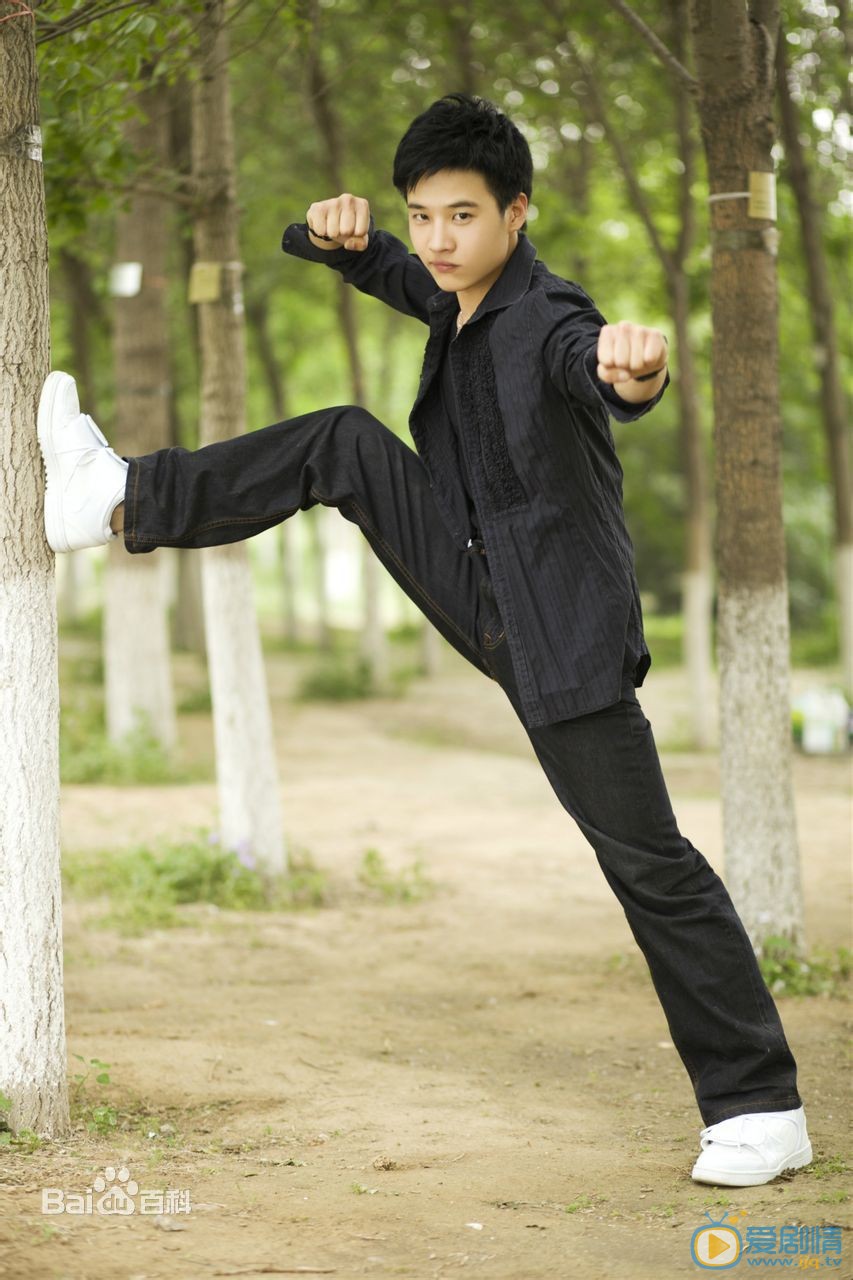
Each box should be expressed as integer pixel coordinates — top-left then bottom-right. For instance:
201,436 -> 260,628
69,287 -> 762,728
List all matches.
406,169 -> 528,300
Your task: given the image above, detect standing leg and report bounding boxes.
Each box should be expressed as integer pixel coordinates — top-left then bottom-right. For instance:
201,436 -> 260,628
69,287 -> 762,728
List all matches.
479,586 -> 803,1129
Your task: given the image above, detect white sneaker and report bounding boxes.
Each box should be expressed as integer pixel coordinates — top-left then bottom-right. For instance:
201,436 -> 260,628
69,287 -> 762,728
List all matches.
37,371 -> 129,553
691,1106 -> 812,1187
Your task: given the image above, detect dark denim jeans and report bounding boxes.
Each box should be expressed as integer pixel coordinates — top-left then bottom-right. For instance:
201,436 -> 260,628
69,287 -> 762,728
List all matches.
123,404 -> 803,1126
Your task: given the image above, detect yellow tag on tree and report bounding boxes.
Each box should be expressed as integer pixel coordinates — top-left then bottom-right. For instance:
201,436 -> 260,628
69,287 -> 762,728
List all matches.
748,171 -> 776,221
188,261 -> 223,303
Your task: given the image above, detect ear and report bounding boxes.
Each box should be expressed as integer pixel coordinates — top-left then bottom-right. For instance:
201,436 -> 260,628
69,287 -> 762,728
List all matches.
510,191 -> 529,230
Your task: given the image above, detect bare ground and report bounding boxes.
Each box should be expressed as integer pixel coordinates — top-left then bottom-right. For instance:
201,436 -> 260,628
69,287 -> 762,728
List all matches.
1,642 -> 850,1280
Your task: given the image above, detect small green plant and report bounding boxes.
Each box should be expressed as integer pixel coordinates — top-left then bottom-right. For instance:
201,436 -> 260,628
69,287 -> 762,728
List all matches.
351,1181 -> 377,1195
70,1054 -> 117,1135
564,1194 -> 593,1214
357,847 -> 435,903
62,829 -> 329,934
757,937 -> 851,998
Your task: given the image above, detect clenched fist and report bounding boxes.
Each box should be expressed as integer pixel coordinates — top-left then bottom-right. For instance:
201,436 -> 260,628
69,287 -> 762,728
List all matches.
596,321 -> 668,384
306,193 -> 370,251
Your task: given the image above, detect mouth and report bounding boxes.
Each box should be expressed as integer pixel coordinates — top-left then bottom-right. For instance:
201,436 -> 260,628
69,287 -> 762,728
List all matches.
431,262 -> 459,271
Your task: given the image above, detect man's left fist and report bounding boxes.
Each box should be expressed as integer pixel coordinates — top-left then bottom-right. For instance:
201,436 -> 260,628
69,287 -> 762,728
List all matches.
597,321 -> 667,384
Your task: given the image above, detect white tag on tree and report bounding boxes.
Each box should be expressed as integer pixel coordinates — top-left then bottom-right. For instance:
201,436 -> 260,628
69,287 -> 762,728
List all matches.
109,262 -> 143,298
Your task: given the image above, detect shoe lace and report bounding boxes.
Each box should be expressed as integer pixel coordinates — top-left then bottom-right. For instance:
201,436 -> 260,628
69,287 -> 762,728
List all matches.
699,1114 -> 768,1152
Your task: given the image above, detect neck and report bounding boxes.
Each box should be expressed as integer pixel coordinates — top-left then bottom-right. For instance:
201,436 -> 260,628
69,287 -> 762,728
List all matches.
454,231 -> 519,330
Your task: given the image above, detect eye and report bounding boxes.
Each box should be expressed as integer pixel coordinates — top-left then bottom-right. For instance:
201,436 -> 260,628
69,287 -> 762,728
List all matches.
410,212 -> 472,222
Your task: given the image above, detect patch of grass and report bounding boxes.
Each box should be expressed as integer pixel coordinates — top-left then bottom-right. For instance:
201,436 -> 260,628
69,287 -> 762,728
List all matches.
294,653 -> 413,703
564,1194 -> 594,1214
757,936 -> 851,998
60,701 -> 206,785
817,1189 -> 849,1204
295,654 -> 378,702
357,847 -> 436,903
62,829 -> 329,935
176,684 -> 213,714
806,1155 -> 848,1180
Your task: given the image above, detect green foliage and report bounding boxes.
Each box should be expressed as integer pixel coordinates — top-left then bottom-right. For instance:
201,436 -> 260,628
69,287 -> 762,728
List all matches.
176,684 -> 213,714
70,1054 -> 118,1135
62,828 -> 328,934
295,653 -> 411,702
60,701 -> 204,784
757,936 -> 851,999
357,847 -> 435,903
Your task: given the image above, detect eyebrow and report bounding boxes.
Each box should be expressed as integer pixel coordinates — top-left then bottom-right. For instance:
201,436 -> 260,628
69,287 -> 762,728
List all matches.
406,200 -> 481,210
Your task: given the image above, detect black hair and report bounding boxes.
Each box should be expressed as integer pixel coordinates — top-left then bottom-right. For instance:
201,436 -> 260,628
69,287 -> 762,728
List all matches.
392,92 -> 532,233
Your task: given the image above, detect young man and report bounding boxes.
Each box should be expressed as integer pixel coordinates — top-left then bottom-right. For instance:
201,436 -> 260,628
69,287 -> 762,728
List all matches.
37,93 -> 810,1187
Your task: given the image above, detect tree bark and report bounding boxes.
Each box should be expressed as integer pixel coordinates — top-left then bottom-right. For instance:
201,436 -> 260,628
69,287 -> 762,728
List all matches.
0,3 -> 69,1138
105,71 -> 177,752
168,77 -> 207,658
245,294 -> 301,645
776,23 -> 853,697
688,0 -> 804,948
306,0 -> 387,684
192,0 -> 285,875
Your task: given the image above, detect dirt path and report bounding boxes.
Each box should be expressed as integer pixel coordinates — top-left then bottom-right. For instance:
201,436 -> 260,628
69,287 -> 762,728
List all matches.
1,648 -> 850,1278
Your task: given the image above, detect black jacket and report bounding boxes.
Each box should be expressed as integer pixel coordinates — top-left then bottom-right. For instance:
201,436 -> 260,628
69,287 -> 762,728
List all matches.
281,217 -> 670,729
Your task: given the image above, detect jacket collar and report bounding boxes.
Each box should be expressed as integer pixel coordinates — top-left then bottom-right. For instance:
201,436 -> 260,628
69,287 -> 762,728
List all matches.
426,232 -> 537,326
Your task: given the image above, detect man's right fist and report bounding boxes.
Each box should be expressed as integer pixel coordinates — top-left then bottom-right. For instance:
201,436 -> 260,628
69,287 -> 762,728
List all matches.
306,193 -> 370,251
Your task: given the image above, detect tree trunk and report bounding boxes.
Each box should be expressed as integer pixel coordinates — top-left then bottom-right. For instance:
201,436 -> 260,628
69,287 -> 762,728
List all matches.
104,73 -> 176,751
776,23 -> 853,697
245,294 -> 301,645
0,5 -> 69,1138
192,0 -> 285,875
306,0 -> 387,684
169,79 -> 207,658
688,0 -> 804,948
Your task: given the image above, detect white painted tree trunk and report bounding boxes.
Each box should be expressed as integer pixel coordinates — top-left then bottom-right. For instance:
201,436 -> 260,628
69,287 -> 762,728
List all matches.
191,0 -> 286,877
0,13 -> 69,1138
359,540 -> 388,682
104,76 -> 176,750
104,554 -> 176,748
310,506 -> 331,648
202,546 -> 285,874
280,521 -> 301,644
838,542 -> 853,700
420,618 -> 442,677
717,585 -> 804,947
683,565 -> 715,748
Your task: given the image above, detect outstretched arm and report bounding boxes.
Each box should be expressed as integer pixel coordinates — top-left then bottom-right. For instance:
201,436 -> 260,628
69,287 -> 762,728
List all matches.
539,280 -> 670,423
281,192 -> 436,324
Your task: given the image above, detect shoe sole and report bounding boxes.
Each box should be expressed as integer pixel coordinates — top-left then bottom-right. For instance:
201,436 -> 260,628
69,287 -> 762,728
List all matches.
690,1140 -> 813,1187
37,370 -> 76,553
